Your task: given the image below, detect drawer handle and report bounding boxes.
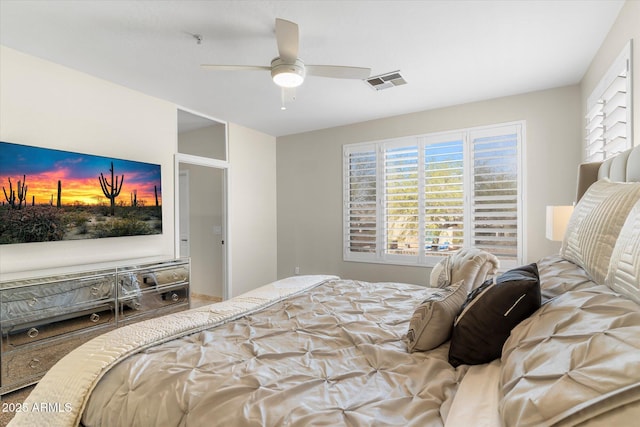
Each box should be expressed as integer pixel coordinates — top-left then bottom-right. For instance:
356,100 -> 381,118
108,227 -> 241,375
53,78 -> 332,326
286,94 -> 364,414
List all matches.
27,297 -> 38,307
90,313 -> 100,323
171,293 -> 180,302
91,286 -> 100,296
27,328 -> 39,338
28,358 -> 41,370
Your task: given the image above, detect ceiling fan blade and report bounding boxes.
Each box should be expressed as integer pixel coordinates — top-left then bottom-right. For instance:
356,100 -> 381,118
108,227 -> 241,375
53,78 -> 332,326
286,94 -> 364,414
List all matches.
275,18 -> 299,62
306,65 -> 371,79
201,65 -> 271,71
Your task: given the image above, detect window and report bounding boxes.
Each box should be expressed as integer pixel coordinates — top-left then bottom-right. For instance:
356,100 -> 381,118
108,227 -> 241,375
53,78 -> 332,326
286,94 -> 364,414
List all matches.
585,41 -> 633,162
343,122 -> 524,268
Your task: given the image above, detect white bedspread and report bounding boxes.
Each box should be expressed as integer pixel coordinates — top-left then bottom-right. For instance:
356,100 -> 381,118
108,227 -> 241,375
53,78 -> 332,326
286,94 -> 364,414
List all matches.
445,360 -> 502,427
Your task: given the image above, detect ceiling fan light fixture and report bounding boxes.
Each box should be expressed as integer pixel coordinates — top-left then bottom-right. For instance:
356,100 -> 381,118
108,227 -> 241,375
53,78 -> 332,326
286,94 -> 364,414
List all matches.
271,58 -> 305,88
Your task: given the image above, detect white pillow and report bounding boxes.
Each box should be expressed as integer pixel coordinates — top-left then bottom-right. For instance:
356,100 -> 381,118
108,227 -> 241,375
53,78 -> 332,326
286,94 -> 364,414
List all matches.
561,179 -> 640,286
449,248 -> 500,292
605,200 -> 640,304
407,280 -> 467,352
430,256 -> 451,288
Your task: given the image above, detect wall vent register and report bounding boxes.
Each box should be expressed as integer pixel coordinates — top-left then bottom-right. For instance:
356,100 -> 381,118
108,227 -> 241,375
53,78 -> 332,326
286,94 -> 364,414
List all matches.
365,70 -> 407,91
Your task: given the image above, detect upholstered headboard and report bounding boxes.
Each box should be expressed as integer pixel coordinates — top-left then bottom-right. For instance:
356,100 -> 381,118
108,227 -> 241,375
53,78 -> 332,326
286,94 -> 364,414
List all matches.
576,145 -> 640,202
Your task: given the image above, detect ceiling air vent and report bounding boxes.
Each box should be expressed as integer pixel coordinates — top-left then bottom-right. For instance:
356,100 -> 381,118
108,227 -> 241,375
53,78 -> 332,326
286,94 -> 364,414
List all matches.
365,70 -> 407,91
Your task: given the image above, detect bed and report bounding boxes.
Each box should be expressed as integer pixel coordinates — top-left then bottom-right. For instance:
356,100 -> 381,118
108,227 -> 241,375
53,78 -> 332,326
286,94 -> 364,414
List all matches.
9,145 -> 640,427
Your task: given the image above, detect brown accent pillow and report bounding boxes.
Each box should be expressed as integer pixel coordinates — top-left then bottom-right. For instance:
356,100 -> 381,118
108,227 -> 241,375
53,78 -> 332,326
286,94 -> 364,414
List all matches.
448,263 -> 541,367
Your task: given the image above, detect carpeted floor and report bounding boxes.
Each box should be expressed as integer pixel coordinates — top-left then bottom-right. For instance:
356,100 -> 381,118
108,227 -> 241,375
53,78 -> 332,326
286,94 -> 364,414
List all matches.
190,293 -> 222,308
0,385 -> 34,426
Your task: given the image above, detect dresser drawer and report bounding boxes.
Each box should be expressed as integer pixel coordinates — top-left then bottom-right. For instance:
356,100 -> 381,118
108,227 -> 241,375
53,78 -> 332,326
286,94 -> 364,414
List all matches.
2,304 -> 115,349
1,274 -> 114,326
1,328 -> 111,392
137,264 -> 189,290
120,284 -> 189,321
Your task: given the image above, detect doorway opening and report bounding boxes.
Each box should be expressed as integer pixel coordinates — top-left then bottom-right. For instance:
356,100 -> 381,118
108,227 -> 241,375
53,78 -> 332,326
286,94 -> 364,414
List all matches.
176,109 -> 230,303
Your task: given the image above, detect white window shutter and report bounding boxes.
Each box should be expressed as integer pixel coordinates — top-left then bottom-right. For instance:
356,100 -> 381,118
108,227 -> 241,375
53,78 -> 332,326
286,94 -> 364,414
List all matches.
344,145 -> 378,259
585,41 -> 633,162
469,125 -> 521,266
343,121 -> 524,267
383,143 -> 419,259
423,138 -> 464,255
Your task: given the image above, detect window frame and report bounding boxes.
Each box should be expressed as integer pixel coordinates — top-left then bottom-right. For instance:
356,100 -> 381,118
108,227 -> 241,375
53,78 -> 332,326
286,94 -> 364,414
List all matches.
343,121 -> 525,269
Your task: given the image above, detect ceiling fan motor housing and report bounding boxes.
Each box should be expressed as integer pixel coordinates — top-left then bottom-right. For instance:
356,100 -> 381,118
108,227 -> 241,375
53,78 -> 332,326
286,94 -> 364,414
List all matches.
271,58 -> 306,87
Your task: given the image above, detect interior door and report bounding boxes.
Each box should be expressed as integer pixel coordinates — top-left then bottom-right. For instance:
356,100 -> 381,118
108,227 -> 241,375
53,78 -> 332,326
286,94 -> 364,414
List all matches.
178,162 -> 225,299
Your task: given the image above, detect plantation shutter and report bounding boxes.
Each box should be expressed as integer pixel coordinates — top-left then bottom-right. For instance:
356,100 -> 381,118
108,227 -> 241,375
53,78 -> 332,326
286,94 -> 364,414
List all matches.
384,143 -> 419,258
585,41 -> 632,162
585,101 -> 604,161
344,145 -> 378,258
343,121 -> 524,267
469,125 -> 521,267
423,137 -> 464,254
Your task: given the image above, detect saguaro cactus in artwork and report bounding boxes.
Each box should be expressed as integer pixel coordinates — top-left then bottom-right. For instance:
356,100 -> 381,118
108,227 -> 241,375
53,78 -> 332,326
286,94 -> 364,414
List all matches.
2,175 -> 28,209
57,180 -> 62,208
98,162 -> 124,216
2,177 -> 16,208
16,175 -> 27,208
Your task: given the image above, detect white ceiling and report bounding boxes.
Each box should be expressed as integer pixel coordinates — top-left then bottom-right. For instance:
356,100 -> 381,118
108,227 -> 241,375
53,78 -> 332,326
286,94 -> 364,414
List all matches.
0,0 -> 625,137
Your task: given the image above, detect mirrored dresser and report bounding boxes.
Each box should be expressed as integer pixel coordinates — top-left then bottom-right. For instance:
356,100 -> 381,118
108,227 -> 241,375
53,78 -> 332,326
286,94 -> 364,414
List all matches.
0,258 -> 190,394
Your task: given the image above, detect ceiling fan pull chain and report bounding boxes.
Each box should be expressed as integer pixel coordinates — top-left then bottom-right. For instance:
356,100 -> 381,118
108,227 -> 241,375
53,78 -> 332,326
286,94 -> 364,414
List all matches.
281,88 -> 287,110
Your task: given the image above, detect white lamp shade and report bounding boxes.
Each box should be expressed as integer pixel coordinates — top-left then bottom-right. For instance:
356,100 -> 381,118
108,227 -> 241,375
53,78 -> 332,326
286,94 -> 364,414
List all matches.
546,205 -> 574,241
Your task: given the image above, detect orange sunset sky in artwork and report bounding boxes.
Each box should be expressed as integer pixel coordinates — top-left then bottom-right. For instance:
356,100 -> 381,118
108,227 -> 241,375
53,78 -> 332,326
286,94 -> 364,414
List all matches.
0,142 -> 161,207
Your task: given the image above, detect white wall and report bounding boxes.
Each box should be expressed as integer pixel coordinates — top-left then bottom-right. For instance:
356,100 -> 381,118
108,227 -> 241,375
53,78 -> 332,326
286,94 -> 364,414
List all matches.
228,123 -> 277,297
277,85 -> 582,284
0,46 -> 176,275
581,0 -> 639,148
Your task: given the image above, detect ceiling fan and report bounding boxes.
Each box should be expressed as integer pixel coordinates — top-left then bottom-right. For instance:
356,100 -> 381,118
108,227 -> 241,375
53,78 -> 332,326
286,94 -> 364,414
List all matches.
201,18 -> 371,90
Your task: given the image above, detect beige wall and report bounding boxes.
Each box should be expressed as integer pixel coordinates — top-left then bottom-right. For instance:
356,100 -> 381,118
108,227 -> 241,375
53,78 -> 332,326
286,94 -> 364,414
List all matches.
581,0 -> 639,149
0,46 -> 176,274
228,123 -> 278,297
277,85 -> 582,284
178,123 -> 227,160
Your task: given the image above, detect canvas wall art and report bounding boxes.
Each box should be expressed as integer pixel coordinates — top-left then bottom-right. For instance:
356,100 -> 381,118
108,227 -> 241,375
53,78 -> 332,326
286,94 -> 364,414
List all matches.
0,141 -> 162,244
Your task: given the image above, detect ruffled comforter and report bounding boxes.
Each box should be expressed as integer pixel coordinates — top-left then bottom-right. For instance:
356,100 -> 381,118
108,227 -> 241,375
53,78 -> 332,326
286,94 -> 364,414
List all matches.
81,279 -> 467,427
499,256 -> 640,426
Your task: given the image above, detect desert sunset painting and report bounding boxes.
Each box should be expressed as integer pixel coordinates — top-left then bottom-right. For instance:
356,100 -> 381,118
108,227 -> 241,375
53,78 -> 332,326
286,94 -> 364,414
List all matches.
0,141 -> 162,244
